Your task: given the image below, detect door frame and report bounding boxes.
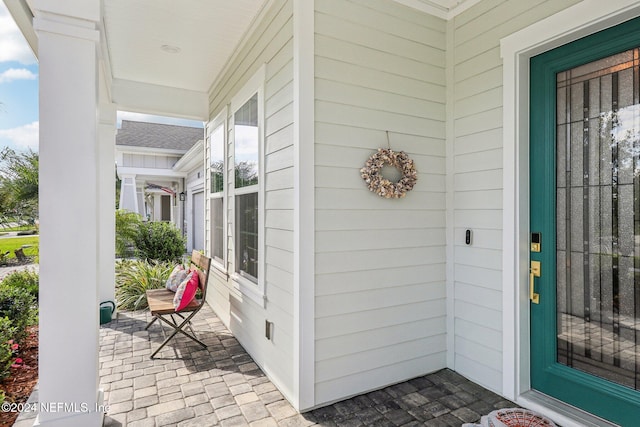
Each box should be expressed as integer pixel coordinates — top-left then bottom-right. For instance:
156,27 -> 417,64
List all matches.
500,0 -> 640,425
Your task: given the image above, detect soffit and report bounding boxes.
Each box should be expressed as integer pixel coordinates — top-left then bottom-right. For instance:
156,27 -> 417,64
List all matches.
102,0 -> 267,93
14,0 -> 479,119
102,0 -> 480,98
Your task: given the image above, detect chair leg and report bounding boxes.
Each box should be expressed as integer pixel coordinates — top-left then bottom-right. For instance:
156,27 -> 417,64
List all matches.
145,316 -> 159,330
150,312 -> 207,359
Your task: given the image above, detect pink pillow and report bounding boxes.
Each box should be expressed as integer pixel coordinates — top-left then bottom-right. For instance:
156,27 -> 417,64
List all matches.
173,271 -> 199,311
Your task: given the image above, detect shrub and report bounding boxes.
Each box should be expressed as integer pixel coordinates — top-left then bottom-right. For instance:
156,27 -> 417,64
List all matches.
133,221 -> 185,263
0,269 -> 38,301
115,259 -> 175,310
115,210 -> 142,258
0,287 -> 36,342
0,317 -> 17,381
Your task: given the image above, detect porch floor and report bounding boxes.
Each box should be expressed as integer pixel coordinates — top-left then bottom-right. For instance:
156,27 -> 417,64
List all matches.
97,305 -> 515,427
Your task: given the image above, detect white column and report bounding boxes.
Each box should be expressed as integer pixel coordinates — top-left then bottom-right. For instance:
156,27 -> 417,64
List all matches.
137,187 -> 146,217
98,100 -> 116,306
33,1 -> 104,425
119,174 -> 139,213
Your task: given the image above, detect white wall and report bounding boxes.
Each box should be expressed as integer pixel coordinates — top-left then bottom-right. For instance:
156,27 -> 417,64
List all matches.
449,0 -> 580,392
313,0 -> 448,405
121,152 -> 180,168
205,0 -> 296,403
202,0 -> 595,411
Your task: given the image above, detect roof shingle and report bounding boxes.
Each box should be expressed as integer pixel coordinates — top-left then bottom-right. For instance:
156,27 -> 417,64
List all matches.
116,120 -> 203,151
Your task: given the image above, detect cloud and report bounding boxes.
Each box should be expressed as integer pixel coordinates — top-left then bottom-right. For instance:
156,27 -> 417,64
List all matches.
0,68 -> 37,84
0,3 -> 36,65
0,122 -> 39,150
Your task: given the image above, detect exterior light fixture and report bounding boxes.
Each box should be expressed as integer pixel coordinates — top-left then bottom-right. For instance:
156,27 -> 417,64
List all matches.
179,191 -> 186,201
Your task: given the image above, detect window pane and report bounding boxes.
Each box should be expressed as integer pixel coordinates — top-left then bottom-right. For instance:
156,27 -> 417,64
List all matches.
235,192 -> 258,282
234,94 -> 259,188
211,198 -> 223,263
555,48 -> 640,388
210,124 -> 224,193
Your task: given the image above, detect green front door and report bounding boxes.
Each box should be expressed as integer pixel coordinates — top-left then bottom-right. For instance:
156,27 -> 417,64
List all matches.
530,18 -> 640,426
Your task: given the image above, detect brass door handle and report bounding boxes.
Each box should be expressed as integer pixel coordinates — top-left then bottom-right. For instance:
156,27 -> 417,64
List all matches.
530,260 -> 541,304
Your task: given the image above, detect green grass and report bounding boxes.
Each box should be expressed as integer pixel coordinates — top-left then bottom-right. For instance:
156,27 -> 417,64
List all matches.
0,224 -> 37,232
0,236 -> 39,259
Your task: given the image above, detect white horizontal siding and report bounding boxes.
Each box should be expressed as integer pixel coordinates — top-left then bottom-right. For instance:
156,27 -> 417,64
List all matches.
186,168 -> 203,186
450,0 -> 580,393
317,209 -> 446,231
205,0 -> 295,403
317,317 -> 446,360
316,264 -> 445,297
121,153 -> 180,169
316,353 -> 446,405
316,229 -> 445,252
314,0 -> 447,406
316,299 -> 446,340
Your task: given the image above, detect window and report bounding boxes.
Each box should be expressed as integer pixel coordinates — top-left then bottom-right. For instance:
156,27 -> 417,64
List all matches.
209,120 -> 225,267
236,192 -> 258,281
210,125 -> 224,194
234,94 -> 259,189
207,66 -> 264,305
234,94 -> 260,284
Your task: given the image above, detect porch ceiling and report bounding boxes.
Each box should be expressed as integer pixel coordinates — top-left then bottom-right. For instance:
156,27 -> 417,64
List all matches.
7,0 -> 479,120
102,0 -> 267,94
102,0 -> 469,118
102,0 -> 479,103
100,0 -> 480,97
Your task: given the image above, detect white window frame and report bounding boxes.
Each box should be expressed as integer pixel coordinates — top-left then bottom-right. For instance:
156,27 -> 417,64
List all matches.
207,107 -> 228,275
230,65 -> 266,306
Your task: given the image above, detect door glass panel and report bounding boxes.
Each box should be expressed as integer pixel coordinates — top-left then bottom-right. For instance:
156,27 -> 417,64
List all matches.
556,48 -> 640,390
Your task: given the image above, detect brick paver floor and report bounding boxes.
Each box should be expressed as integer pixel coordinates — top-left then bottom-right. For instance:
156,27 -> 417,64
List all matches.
37,304 -> 515,426
97,305 -> 516,426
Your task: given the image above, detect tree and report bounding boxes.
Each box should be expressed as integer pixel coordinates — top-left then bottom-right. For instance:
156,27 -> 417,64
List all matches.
115,163 -> 121,209
0,148 -> 39,226
234,160 -> 258,188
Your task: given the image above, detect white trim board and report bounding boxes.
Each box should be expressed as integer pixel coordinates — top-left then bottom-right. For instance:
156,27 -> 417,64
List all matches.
292,0 -> 315,411
500,0 -> 640,424
391,0 -> 483,20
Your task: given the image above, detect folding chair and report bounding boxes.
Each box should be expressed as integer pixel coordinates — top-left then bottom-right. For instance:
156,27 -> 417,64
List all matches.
145,250 -> 211,359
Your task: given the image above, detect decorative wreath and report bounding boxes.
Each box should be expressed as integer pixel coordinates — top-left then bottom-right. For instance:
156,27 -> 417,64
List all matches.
360,148 -> 417,199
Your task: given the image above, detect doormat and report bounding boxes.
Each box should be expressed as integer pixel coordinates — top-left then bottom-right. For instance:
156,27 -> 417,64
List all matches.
463,408 -> 557,427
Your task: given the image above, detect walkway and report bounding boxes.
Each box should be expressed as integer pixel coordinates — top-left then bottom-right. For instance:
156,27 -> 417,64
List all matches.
90,305 -> 516,426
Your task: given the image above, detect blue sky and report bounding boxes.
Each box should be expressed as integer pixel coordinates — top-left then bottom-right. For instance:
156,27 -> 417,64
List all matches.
0,2 -> 38,152
0,3 -> 202,154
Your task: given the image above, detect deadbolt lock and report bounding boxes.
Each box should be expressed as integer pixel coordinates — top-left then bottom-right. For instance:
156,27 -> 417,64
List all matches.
530,260 -> 541,304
